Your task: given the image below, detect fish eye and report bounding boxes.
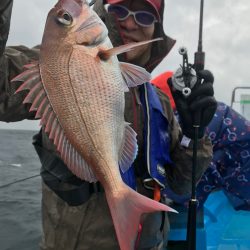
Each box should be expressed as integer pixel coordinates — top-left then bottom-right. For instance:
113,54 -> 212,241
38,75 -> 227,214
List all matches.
57,10 -> 73,26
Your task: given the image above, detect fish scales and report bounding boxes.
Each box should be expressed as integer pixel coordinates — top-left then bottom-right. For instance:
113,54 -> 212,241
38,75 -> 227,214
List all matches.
69,51 -> 125,183
71,50 -> 124,138
41,44 -> 125,188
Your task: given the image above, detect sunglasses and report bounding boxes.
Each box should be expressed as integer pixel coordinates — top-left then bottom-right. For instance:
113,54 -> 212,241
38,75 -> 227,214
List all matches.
107,4 -> 158,27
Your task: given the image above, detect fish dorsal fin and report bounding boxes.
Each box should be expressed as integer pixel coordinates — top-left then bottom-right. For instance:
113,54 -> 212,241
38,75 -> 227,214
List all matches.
120,62 -> 151,88
98,38 -> 163,61
119,123 -> 138,173
12,63 -> 97,183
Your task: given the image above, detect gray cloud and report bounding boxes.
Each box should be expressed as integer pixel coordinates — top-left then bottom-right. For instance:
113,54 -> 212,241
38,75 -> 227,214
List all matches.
7,0 -> 52,47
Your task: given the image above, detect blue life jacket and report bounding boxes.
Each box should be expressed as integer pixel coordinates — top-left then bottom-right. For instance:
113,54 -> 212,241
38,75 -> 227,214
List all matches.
120,83 -> 172,190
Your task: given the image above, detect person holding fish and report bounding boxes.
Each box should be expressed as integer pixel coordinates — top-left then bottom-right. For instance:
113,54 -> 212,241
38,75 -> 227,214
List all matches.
0,0 -> 216,249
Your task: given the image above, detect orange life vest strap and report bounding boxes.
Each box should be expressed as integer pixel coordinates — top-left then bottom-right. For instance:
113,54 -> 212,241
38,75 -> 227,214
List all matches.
153,182 -> 161,201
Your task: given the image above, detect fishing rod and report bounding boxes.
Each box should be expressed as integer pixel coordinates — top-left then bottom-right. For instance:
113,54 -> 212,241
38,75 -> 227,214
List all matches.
171,1 -> 205,249
187,1 -> 205,250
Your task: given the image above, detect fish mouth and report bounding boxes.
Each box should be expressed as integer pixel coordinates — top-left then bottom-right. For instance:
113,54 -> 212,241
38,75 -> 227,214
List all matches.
75,16 -> 108,46
78,33 -> 108,47
75,15 -> 99,32
76,27 -> 108,47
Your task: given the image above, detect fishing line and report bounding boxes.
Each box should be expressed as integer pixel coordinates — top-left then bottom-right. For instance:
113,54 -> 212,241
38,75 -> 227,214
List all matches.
0,174 -> 40,189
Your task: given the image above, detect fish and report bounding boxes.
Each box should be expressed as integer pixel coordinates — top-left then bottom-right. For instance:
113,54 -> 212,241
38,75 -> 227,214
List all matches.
11,0 -> 177,249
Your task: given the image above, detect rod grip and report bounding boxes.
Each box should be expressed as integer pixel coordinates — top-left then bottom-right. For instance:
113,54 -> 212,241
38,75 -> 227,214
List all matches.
194,51 -> 205,72
187,199 -> 198,250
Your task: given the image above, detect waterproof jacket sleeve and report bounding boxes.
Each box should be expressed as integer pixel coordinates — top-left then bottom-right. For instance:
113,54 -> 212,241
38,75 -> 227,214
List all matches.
0,0 -> 40,122
156,88 -> 213,195
0,0 -> 12,56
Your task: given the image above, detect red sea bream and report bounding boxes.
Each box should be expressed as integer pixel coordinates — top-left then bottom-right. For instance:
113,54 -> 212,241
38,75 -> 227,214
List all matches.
12,0 -> 176,249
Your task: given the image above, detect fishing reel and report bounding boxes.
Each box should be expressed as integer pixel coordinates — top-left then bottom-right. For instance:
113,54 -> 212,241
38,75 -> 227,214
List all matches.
171,47 -> 197,97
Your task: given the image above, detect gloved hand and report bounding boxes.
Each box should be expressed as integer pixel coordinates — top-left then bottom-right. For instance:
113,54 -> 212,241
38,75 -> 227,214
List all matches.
168,69 -> 217,139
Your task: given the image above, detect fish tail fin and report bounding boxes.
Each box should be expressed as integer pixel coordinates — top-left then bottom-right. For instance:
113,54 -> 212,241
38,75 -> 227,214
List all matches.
105,184 -> 177,250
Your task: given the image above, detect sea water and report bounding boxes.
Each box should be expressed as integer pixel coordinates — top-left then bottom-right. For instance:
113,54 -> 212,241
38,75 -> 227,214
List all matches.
0,129 -> 42,250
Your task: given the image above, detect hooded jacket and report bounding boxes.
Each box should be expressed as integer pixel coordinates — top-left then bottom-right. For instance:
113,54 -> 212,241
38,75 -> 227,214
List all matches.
93,0 -> 176,73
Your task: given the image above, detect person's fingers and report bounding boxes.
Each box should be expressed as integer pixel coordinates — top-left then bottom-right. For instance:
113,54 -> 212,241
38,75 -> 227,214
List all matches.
187,82 -> 214,104
197,69 -> 214,84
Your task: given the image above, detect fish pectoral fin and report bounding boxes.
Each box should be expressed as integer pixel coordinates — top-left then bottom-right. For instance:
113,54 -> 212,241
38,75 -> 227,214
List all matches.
118,123 -> 138,173
12,62 -> 97,183
97,37 -> 163,61
106,184 -> 177,250
120,62 -> 151,87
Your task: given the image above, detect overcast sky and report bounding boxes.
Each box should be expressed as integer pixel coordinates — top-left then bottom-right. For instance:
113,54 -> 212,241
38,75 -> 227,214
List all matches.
1,0 -> 250,130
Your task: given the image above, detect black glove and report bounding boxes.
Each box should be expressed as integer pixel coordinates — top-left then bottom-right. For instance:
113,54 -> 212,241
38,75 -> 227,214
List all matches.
168,70 -> 217,139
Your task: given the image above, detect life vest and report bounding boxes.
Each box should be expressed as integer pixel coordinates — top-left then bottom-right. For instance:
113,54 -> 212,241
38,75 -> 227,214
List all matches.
151,71 -> 175,109
120,83 -> 172,190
